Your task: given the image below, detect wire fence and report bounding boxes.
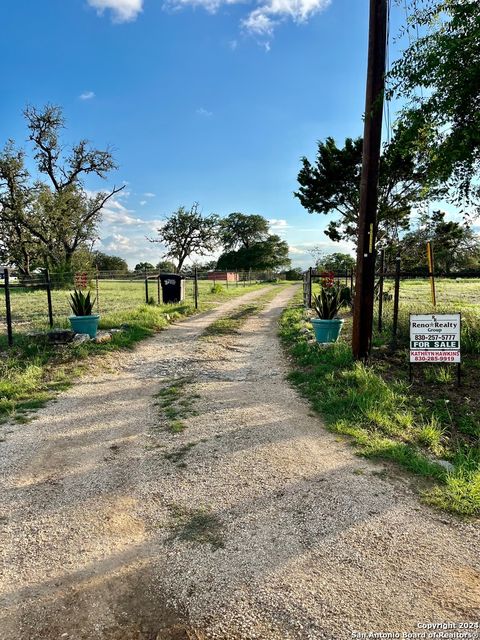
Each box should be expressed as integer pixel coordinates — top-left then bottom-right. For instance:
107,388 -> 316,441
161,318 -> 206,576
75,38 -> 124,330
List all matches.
303,262 -> 480,346
0,267 -> 280,344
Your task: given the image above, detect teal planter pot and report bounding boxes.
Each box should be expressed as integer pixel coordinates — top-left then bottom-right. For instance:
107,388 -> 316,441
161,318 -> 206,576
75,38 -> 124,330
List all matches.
311,318 -> 344,343
69,314 -> 100,338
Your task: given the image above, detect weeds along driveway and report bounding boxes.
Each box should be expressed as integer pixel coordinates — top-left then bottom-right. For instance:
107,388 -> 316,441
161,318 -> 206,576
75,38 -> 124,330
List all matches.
1,283 -> 479,640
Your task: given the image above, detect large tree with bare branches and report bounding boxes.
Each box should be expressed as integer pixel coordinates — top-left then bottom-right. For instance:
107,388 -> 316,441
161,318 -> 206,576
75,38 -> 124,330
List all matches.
0,105 -> 123,275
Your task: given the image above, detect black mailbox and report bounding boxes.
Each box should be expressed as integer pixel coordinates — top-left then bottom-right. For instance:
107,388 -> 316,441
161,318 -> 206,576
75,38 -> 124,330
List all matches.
160,273 -> 185,303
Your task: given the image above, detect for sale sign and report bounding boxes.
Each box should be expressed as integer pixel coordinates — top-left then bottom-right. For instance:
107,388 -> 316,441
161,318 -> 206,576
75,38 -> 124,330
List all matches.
410,314 -> 461,363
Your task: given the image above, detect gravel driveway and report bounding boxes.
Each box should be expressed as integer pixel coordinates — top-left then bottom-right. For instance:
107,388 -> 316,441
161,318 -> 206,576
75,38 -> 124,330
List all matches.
1,284 -> 479,640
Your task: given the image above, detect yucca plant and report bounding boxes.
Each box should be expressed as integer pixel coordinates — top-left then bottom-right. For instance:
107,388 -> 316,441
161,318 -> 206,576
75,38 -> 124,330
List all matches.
69,289 -> 96,316
312,286 -> 346,320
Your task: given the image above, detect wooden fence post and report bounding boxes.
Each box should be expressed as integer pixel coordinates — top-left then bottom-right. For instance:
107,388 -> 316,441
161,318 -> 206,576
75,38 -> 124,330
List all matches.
46,268 -> 54,328
3,267 -> 13,347
157,271 -> 161,305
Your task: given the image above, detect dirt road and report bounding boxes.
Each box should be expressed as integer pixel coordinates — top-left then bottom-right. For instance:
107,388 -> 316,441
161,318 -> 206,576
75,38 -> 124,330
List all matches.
1,284 -> 479,640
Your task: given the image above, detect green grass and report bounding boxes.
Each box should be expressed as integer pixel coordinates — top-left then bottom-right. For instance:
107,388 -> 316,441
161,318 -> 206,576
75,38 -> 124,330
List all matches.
280,291 -> 480,518
0,281 -> 279,425
0,278 -> 275,333
202,284 -> 289,338
154,377 -> 200,433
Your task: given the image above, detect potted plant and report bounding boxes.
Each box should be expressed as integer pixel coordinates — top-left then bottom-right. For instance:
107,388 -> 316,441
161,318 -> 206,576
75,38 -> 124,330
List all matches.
68,289 -> 99,338
310,286 -> 347,343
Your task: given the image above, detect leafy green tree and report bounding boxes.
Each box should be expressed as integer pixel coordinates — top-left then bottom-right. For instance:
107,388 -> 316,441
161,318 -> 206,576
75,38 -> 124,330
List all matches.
0,105 -> 123,274
0,142 -> 41,276
284,268 -> 304,280
317,253 -> 355,273
134,262 -> 155,272
156,260 -> 176,272
221,213 -> 269,250
295,136 -> 430,245
148,202 -> 219,272
217,235 -> 291,271
92,251 -> 128,272
401,211 -> 480,274
389,0 -> 480,204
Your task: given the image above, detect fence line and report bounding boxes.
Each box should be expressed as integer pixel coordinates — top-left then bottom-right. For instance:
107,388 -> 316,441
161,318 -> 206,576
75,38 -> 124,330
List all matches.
0,267 -> 281,345
303,264 -> 480,346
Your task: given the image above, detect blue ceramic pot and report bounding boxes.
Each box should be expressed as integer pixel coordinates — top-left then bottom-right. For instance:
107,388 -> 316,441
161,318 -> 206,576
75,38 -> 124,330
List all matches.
311,318 -> 344,343
69,314 -> 100,338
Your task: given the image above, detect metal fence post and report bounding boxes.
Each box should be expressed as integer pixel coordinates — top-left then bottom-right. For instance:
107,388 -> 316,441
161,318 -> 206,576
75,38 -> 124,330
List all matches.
308,266 -> 313,308
378,248 -> 385,333
157,271 -> 161,304
144,267 -> 149,304
3,267 -> 13,347
194,267 -> 199,309
46,268 -> 54,328
95,265 -> 100,315
392,255 -> 401,346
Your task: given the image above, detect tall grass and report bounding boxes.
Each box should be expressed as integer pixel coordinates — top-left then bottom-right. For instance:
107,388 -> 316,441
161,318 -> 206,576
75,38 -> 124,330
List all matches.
280,296 -> 480,517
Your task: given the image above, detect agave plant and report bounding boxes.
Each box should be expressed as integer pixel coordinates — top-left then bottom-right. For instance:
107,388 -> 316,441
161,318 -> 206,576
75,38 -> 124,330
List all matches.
312,286 -> 346,320
69,289 -> 96,316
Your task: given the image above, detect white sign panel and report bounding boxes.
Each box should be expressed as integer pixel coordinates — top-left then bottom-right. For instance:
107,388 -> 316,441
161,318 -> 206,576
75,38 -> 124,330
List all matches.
410,314 -> 461,363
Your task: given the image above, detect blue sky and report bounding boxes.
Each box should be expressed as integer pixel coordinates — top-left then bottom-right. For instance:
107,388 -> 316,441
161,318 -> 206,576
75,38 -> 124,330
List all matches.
2,0 -> 408,268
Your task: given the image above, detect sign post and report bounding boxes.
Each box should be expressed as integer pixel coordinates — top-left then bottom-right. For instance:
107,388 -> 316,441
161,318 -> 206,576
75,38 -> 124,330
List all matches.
409,313 -> 461,384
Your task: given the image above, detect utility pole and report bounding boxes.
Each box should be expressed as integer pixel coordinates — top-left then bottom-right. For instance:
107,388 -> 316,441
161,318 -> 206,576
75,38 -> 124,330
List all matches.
352,0 -> 388,360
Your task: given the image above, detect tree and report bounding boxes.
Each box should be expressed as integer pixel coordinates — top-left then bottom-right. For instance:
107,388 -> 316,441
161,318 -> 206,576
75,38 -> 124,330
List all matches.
134,262 -> 154,272
92,251 -> 128,272
284,267 -> 304,281
148,202 -> 220,272
0,105 -> 123,273
221,213 -> 269,250
156,260 -> 176,273
295,135 -> 431,245
217,235 -> 291,271
389,0 -> 480,205
317,252 -> 355,273
401,211 -> 480,274
0,142 -> 41,277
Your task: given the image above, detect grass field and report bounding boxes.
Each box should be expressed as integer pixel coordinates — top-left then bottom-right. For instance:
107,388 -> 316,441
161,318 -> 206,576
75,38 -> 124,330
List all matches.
0,280 -> 282,426
0,278 -> 263,334
285,278 -> 480,517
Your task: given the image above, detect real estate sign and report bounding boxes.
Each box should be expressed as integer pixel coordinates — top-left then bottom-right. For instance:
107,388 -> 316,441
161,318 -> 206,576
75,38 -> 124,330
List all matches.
410,313 -> 461,363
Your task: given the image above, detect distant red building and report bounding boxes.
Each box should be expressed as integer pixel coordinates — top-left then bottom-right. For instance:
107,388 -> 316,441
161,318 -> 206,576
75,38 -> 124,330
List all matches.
207,271 -> 239,282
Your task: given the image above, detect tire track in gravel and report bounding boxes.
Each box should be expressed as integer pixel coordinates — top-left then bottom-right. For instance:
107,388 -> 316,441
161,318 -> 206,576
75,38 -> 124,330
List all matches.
0,284 -> 286,640
1,283 -> 478,640
137,285 -> 479,640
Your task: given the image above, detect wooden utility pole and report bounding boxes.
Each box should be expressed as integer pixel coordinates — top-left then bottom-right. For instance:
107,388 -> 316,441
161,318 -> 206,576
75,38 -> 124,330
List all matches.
352,0 -> 388,360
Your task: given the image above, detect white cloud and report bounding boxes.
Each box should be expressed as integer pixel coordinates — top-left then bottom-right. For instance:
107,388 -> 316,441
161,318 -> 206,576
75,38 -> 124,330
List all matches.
143,192 -> 156,198
242,0 -> 330,37
104,233 -> 132,251
165,0 -> 330,38
269,218 -> 290,229
196,107 -> 213,117
79,90 -> 95,100
87,0 -> 143,22
228,39 -> 238,50
140,200 -> 147,206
